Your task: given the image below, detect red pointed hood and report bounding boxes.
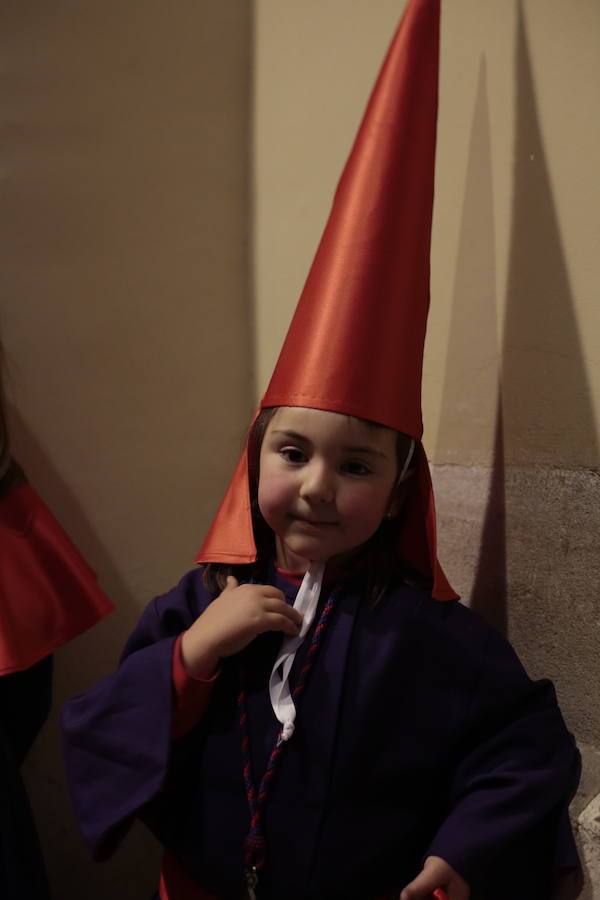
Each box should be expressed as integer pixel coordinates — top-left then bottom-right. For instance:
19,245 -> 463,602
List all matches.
197,0 -> 456,601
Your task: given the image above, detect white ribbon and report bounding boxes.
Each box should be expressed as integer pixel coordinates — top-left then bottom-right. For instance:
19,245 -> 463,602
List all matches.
399,438 -> 415,481
268,562 -> 325,743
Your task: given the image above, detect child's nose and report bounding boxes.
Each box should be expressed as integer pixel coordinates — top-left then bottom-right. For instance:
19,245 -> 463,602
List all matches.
299,463 -> 335,504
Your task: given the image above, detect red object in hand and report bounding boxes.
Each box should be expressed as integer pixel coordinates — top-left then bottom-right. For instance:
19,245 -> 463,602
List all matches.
432,891 -> 448,900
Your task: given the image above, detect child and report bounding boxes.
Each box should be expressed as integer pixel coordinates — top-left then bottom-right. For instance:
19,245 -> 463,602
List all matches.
62,1 -> 580,898
0,341 -> 113,898
62,406 -> 579,900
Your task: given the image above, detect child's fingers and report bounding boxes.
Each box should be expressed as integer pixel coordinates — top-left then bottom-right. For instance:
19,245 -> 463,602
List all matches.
217,581 -> 302,636
259,598 -> 301,620
269,598 -> 303,628
400,857 -> 468,900
226,580 -> 284,602
265,612 -> 303,636
399,871 -> 449,900
234,584 -> 303,627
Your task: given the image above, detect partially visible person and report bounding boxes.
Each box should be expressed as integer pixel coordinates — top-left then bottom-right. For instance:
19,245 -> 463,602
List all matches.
0,339 -> 113,898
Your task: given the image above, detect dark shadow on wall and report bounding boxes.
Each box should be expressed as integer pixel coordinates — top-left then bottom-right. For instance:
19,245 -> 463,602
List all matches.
437,14 -> 596,886
503,4 -> 599,472
8,406 -> 137,641
500,0 -> 600,654
435,60 -> 508,634
435,62 -> 500,469
8,405 -> 162,900
501,19 -> 599,893
471,399 -> 507,635
469,7 -> 600,747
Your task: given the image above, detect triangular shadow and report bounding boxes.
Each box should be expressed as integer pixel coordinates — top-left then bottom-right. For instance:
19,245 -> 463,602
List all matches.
501,6 -> 597,893
471,398 -> 507,634
435,59 -> 507,632
503,5 -> 599,471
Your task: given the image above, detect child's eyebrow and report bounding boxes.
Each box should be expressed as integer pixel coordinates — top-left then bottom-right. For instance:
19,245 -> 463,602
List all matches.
271,430 -> 310,443
343,445 -> 389,459
270,430 -> 388,459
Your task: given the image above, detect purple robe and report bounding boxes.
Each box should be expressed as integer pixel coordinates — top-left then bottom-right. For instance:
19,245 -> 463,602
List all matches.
62,566 -> 580,899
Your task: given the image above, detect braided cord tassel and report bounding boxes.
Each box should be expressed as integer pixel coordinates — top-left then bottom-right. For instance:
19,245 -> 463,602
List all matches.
292,591 -> 337,704
239,588 -> 339,886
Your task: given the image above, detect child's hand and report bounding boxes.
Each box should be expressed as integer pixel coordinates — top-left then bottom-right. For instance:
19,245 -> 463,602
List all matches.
399,855 -> 469,900
180,576 -> 303,678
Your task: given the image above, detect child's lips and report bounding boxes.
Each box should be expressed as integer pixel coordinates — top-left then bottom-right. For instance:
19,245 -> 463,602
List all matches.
292,515 -> 338,528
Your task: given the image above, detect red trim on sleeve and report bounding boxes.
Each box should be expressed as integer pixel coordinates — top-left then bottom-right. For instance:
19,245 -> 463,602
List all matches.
159,849 -> 219,900
171,633 -> 219,740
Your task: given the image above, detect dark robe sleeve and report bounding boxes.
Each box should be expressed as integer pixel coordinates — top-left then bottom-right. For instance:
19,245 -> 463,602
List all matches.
0,656 -> 53,899
61,569 -> 211,860
427,624 -> 580,898
0,656 -> 53,765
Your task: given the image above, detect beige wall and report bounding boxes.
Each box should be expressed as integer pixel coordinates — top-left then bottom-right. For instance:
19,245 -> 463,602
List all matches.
254,0 -> 600,469
3,1 -> 252,896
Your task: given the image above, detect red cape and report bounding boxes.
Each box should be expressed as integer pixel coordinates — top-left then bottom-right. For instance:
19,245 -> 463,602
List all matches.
0,481 -> 113,675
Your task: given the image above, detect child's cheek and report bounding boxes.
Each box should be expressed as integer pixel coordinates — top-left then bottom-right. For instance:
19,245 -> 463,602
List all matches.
340,491 -> 385,532
258,472 -> 295,524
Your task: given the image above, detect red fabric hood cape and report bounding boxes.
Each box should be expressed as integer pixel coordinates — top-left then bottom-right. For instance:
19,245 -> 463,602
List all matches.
0,481 -> 113,675
197,0 -> 456,602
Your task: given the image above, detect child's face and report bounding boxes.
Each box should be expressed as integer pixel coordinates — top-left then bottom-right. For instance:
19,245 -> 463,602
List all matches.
258,407 -> 399,572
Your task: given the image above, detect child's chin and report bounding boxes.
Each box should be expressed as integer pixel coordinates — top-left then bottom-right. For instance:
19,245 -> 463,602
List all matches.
276,537 -> 330,571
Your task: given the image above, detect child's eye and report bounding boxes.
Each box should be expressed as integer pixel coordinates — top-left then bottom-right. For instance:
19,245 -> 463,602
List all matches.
279,447 -> 307,464
341,460 -> 372,476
